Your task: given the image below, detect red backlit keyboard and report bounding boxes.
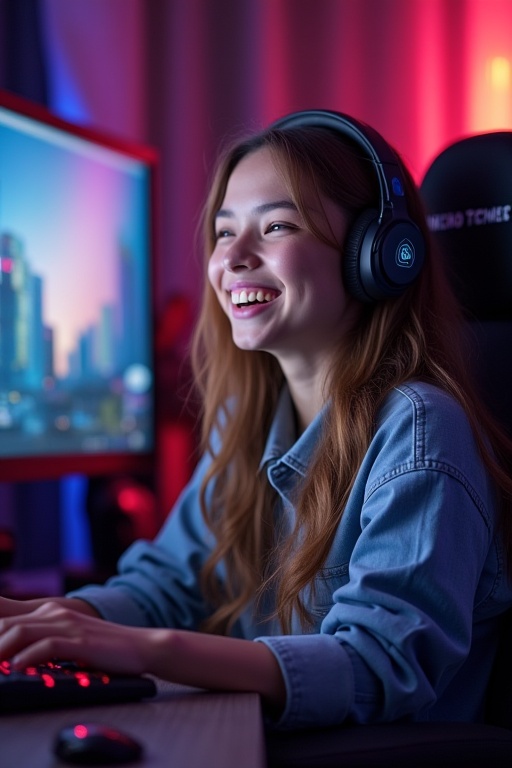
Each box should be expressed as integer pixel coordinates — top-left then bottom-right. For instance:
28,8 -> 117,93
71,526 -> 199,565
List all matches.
0,659 -> 157,713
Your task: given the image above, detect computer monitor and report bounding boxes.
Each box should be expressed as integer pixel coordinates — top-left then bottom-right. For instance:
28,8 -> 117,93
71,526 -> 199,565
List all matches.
0,90 -> 158,482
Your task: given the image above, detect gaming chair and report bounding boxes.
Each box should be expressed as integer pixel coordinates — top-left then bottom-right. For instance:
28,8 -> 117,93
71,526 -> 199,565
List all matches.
265,131 -> 512,767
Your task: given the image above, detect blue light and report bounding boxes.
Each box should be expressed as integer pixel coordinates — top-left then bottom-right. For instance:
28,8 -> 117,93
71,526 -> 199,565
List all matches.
49,71 -> 90,124
60,475 -> 93,566
392,177 -> 405,196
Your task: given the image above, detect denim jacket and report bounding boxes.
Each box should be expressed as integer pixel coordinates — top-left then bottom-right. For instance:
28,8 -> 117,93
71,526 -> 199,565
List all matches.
69,381 -> 512,729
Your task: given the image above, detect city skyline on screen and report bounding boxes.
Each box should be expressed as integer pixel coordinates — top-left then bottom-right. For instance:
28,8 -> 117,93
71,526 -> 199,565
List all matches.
0,104 -> 154,460
0,108 -> 150,377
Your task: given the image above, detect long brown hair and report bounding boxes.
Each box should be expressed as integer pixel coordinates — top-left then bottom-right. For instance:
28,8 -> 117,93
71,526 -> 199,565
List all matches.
191,123 -> 512,634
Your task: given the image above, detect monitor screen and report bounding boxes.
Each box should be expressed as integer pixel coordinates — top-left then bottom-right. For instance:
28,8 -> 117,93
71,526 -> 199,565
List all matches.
0,90 -> 157,482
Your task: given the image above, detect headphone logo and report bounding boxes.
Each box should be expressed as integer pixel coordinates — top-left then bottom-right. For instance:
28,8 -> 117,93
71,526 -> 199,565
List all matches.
395,238 -> 415,268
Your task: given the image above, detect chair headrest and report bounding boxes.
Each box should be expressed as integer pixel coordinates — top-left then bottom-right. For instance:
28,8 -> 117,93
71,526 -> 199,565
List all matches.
420,132 -> 512,321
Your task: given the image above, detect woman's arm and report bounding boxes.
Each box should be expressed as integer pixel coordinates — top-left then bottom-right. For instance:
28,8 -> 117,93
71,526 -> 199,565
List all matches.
153,629 -> 286,712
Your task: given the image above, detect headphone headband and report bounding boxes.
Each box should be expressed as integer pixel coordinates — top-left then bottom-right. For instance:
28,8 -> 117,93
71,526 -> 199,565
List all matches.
269,109 -> 425,302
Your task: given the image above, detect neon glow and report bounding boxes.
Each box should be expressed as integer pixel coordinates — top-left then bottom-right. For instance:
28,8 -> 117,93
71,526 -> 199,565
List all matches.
75,672 -> 91,688
488,56 -> 511,90
0,257 -> 13,273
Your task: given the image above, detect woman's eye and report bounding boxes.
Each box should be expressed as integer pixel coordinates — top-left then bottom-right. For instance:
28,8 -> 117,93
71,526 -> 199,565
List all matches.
215,228 -> 233,240
266,222 -> 295,234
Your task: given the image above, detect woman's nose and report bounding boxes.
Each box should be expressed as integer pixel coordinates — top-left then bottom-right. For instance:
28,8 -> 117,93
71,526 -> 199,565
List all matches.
222,244 -> 261,272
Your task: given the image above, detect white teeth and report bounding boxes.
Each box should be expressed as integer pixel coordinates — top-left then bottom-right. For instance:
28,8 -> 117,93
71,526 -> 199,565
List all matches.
230,289 -> 276,305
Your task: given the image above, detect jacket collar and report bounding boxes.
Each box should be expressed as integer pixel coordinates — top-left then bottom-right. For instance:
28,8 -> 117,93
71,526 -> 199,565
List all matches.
259,385 -> 328,476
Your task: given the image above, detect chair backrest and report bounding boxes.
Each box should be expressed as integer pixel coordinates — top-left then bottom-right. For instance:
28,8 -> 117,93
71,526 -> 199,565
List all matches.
420,131 -> 512,438
420,132 -> 512,729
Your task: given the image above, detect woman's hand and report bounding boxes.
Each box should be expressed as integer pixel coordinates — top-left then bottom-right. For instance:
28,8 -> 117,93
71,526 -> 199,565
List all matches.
0,601 -> 158,675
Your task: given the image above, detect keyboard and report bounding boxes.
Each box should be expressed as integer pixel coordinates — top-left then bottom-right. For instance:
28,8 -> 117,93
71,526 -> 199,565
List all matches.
0,659 -> 157,713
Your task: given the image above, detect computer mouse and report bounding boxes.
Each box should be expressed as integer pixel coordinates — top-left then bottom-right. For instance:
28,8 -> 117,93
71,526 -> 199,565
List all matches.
54,722 -> 143,764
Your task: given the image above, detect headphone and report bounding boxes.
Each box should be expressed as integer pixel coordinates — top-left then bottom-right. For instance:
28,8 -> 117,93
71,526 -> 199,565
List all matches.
270,109 -> 425,302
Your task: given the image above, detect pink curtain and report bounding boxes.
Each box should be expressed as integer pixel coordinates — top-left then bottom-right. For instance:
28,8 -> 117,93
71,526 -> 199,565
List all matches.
41,0 -> 512,311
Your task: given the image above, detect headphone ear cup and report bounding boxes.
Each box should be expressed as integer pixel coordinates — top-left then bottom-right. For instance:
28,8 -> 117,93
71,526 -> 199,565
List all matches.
343,208 -> 379,303
344,209 -> 425,302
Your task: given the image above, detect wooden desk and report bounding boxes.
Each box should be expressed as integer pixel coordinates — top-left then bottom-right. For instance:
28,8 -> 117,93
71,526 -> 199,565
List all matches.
0,680 -> 267,768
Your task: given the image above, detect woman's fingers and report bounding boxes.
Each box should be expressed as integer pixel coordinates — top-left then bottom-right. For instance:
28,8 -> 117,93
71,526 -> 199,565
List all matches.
10,636 -> 87,670
0,605 -> 91,665
0,605 -> 153,676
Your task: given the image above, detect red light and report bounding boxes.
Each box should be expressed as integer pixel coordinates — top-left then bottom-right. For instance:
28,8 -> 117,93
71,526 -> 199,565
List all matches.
0,661 -> 10,675
41,674 -> 56,688
25,667 -> 38,676
117,486 -> 143,513
75,672 -> 91,688
73,725 -> 89,739
0,257 -> 13,273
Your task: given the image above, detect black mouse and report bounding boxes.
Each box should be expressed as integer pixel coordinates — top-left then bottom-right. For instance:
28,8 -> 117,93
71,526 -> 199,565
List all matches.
54,722 -> 143,765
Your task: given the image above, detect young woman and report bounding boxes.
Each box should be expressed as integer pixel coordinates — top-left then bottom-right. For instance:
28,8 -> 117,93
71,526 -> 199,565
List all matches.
1,110 -> 512,729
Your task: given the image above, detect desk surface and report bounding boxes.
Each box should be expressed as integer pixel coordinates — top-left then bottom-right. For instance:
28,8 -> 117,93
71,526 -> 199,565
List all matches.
0,680 -> 267,768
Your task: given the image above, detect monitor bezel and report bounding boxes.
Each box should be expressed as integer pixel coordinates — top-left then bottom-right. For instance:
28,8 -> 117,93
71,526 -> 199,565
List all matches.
0,88 -> 159,483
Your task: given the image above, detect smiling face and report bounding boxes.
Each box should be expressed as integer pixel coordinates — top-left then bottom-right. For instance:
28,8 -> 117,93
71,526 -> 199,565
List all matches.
207,146 -> 361,373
